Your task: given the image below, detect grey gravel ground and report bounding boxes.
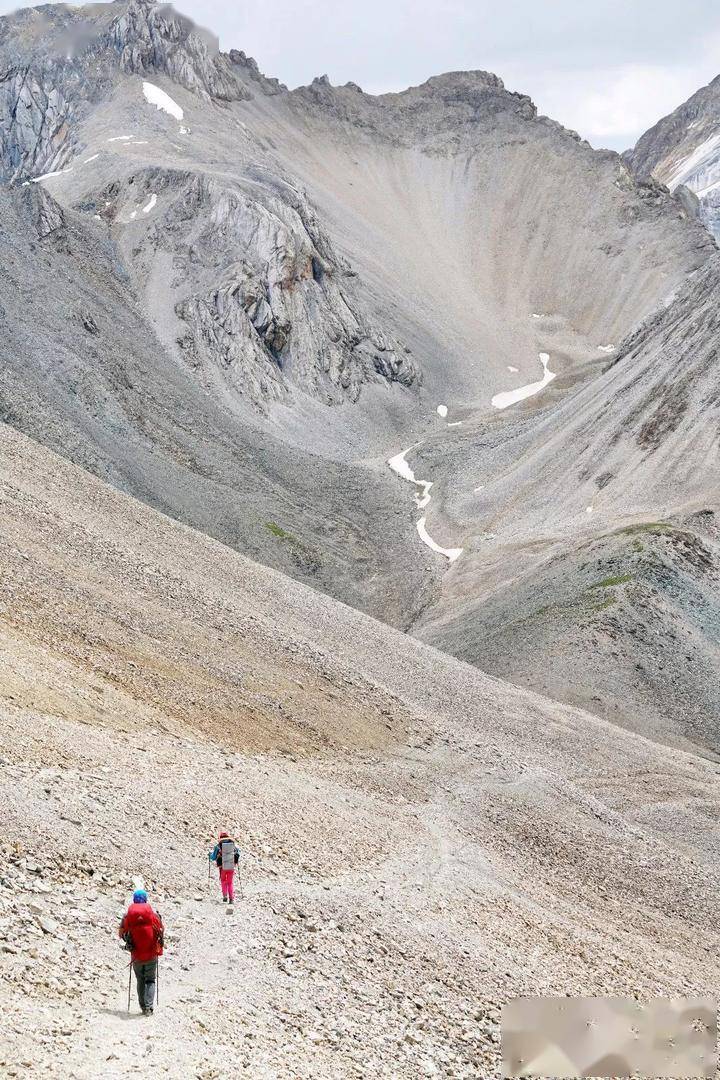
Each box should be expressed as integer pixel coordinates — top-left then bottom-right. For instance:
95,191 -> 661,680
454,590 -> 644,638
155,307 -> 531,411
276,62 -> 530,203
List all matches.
2,8 -> 720,1073
2,423 -> 720,1077
1,0 -> 718,754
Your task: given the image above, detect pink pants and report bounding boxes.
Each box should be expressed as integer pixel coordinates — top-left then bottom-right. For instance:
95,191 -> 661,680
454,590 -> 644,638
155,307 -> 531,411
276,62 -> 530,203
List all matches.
220,868 -> 235,900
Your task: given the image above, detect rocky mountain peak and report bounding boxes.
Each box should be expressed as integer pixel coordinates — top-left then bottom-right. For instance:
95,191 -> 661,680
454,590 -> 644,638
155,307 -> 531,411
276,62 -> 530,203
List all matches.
0,0 -> 255,180
626,71 -> 720,238
104,0 -> 250,100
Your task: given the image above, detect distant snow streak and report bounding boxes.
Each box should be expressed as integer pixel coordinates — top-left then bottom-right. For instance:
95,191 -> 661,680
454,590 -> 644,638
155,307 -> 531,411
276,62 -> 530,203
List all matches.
666,132 -> 720,191
23,167 -> 72,184
388,447 -> 462,561
387,448 -> 417,485
142,193 -> 158,214
416,517 -> 463,563
491,352 -> 556,410
143,81 -> 184,120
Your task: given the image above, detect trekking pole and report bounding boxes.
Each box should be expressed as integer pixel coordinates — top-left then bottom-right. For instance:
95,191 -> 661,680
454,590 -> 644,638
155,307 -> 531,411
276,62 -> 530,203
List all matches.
127,962 -> 132,1013
156,956 -> 160,1008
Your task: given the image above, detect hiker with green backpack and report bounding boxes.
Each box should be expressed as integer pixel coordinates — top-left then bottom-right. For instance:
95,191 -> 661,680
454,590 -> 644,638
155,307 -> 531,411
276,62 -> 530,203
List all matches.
208,831 -> 241,904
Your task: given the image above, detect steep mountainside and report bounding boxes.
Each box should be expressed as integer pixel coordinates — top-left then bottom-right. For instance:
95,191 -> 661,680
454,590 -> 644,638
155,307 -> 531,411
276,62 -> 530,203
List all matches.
0,183 -> 433,627
414,253 -> 720,754
625,73 -> 720,238
0,0 -> 719,753
2,421 -> 720,1076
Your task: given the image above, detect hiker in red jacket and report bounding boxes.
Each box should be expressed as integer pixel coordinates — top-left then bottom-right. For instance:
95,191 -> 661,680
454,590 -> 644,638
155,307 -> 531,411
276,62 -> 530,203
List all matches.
119,890 -> 164,1015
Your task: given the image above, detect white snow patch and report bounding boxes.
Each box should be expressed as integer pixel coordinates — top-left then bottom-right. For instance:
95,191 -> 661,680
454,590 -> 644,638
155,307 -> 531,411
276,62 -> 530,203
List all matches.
666,132 -> 720,190
388,448 -> 417,484
695,176 -> 720,198
597,344 -> 615,353
473,485 -> 484,493
130,140 -> 150,146
22,167 -> 72,184
83,154 -> 99,164
491,352 -> 556,410
107,135 -> 134,142
387,449 -> 433,510
388,448 -> 461,557
447,421 -> 462,427
530,313 -> 542,319
130,210 -> 137,221
143,81 -> 184,120
142,193 -> 157,214
436,404 -> 448,418
586,506 -> 594,514
507,365 -> 519,373
179,126 -> 190,135
417,517 -> 463,562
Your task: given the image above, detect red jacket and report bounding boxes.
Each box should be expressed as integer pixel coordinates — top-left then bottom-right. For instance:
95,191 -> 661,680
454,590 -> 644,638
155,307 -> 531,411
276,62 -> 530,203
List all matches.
119,903 -> 164,964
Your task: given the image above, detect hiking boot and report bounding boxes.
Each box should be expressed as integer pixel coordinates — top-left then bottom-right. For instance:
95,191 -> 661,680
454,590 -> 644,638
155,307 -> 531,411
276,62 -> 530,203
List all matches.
222,896 -> 228,903
228,898 -> 234,905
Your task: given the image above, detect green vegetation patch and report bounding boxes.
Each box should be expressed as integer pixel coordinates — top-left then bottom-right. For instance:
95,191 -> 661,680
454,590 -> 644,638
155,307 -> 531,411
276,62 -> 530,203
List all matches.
589,594 -> 617,613
618,521 -> 673,537
265,521 -> 297,542
591,573 -> 633,589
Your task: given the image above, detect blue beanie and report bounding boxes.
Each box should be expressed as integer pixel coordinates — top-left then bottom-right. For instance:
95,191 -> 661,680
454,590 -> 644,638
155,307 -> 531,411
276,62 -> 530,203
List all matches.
133,889 -> 148,903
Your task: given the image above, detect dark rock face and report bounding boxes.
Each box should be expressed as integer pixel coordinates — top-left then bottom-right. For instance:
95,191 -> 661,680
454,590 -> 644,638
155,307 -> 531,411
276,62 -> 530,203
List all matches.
624,74 -> 720,178
95,166 -> 418,406
25,183 -> 65,237
289,69 -> 541,151
105,1 -> 251,101
0,0 -> 252,180
227,49 -> 286,96
0,67 -> 74,179
625,73 -> 720,239
0,183 -> 432,627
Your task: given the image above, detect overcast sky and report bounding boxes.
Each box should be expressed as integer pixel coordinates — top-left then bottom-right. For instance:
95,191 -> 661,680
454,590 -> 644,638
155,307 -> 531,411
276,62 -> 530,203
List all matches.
5,0 -> 720,149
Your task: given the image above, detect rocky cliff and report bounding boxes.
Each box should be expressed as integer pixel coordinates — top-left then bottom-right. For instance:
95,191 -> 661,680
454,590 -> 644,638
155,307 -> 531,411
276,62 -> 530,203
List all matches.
625,73 -> 720,238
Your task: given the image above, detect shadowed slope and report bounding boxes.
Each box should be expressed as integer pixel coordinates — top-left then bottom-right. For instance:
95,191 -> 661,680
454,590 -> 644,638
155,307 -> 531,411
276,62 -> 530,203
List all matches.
414,254 -> 720,751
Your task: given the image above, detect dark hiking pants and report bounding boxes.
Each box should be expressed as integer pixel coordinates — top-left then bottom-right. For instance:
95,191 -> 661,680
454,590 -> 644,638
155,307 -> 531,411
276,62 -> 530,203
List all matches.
133,959 -> 157,1010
